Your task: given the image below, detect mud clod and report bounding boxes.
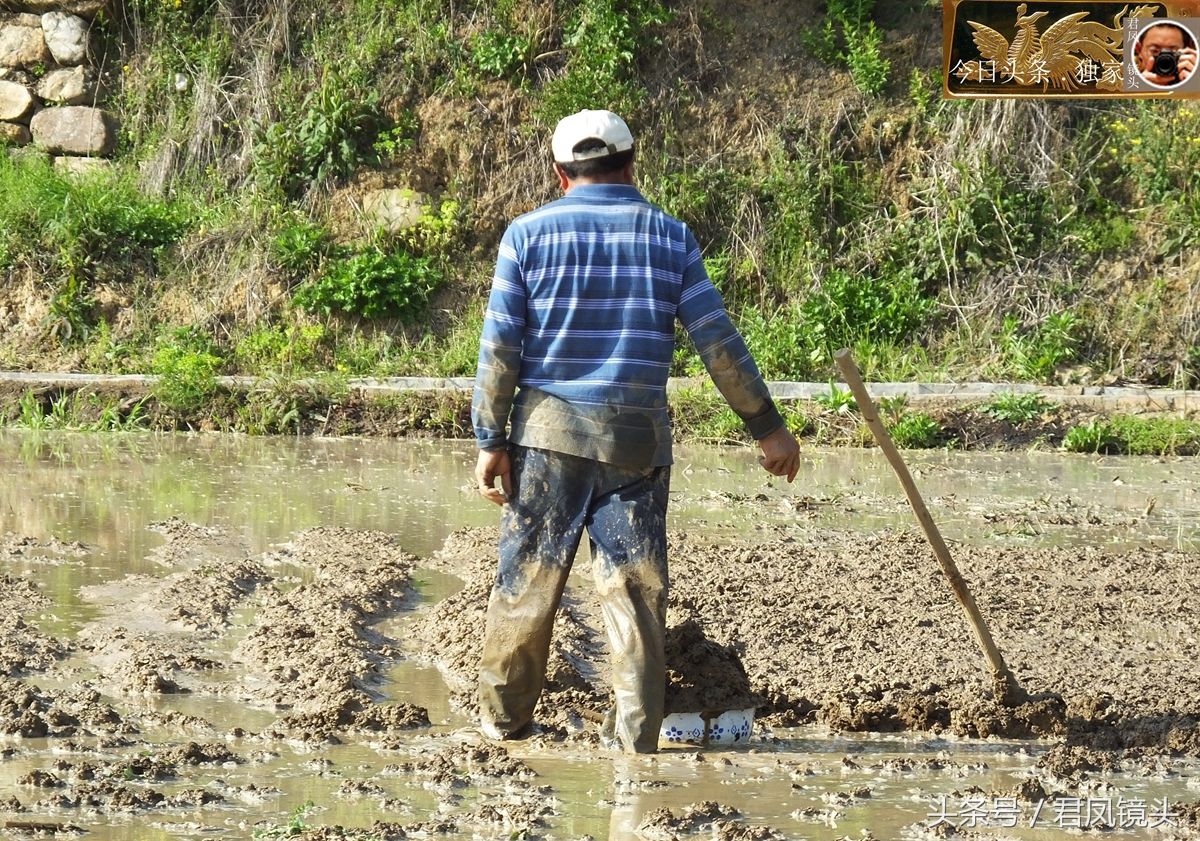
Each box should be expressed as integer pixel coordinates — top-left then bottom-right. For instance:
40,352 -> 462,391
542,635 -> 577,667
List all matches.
236,527 -> 418,708
638,801 -> 786,840
0,576 -> 65,676
665,619 -> 762,714
0,680 -> 125,739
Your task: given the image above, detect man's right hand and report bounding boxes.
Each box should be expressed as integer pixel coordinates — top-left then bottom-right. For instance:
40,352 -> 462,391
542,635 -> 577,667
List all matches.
757,425 -> 800,483
475,448 -> 513,505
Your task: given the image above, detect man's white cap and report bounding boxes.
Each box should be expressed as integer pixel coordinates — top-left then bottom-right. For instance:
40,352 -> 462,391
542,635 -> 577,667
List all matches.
551,109 -> 634,163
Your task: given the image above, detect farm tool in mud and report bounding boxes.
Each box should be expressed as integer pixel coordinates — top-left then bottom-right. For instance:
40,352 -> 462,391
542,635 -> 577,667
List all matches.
834,349 -> 1030,708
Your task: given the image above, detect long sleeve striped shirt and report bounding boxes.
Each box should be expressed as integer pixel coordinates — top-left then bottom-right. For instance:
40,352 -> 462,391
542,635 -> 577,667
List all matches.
471,183 -> 783,468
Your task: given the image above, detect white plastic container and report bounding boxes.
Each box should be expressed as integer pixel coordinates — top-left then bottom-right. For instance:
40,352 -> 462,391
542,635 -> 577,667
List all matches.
660,707 -> 755,747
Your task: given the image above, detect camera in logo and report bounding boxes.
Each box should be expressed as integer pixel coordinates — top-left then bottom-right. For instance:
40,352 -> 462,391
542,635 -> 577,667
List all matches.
1134,20 -> 1197,88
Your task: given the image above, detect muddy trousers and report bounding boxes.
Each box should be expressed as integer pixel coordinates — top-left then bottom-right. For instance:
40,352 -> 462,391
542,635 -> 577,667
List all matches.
478,445 -> 670,754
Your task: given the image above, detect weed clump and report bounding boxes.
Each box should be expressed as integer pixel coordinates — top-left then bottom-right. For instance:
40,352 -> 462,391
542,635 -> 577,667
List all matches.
1064,416 -> 1200,456
0,154 -> 194,343
981,393 -> 1055,426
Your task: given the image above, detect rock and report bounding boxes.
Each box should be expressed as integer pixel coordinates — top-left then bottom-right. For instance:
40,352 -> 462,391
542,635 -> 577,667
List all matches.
0,0 -> 108,18
52,154 -> 108,175
36,65 -> 91,104
5,143 -> 45,162
40,12 -> 87,65
0,15 -> 50,68
0,78 -> 31,119
0,66 -> 31,84
361,187 -> 427,234
30,105 -> 115,155
0,118 -> 30,144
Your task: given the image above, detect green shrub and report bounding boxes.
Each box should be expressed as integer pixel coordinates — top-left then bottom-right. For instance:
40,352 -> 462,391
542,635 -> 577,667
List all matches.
151,332 -> 222,414
254,68 -> 383,198
472,30 -> 532,79
998,311 -> 1083,381
294,247 -> 442,320
0,153 -> 194,341
233,323 -> 327,373
1102,104 -> 1200,212
536,0 -> 671,122
980,392 -> 1053,425
1064,416 -> 1200,455
1067,201 -> 1136,257
736,306 -> 815,381
235,376 -> 332,435
372,110 -> 420,162
669,386 -> 746,442
755,155 -> 825,293
878,393 -> 909,423
271,217 -> 334,278
1107,415 -> 1200,456
908,67 -> 938,114
845,21 -> 888,95
644,165 -> 746,252
800,18 -> 839,63
1063,420 -> 1115,453
815,382 -> 857,414
431,306 -> 485,376
888,411 -> 941,449
82,321 -> 136,374
801,267 -> 933,357
802,0 -> 890,95
399,198 -> 463,255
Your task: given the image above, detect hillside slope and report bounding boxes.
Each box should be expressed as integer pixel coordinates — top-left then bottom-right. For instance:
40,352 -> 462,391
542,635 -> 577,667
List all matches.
0,0 -> 1197,390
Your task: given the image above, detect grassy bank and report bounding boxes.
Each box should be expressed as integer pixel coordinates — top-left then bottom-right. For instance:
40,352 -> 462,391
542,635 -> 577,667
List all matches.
4,381 -> 1200,456
0,1 -> 1198,391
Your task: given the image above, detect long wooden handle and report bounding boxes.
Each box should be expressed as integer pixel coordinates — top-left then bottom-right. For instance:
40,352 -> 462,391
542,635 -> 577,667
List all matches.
833,349 -> 1027,706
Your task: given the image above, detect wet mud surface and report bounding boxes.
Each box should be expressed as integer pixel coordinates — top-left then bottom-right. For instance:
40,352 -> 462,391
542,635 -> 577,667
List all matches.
411,527 -> 1200,758
6,518 -> 1200,836
3,436 -> 1200,839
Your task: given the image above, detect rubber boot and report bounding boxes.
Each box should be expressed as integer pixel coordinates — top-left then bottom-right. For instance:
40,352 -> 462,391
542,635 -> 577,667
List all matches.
478,446 -> 584,738
478,560 -> 572,739
595,553 -> 668,753
589,462 -> 670,754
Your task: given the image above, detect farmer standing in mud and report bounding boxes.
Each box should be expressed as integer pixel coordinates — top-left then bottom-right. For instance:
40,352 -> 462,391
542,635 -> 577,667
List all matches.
471,109 -> 800,754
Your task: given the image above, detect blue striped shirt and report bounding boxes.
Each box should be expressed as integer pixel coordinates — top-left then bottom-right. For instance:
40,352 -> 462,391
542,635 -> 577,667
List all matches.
472,183 -> 783,467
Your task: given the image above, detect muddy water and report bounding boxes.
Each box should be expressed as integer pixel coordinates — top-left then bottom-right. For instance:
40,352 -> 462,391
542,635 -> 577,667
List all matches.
2,431 -> 1199,840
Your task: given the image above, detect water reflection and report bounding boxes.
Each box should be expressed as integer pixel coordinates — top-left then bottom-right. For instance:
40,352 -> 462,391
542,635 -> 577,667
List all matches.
3,432 -> 1197,574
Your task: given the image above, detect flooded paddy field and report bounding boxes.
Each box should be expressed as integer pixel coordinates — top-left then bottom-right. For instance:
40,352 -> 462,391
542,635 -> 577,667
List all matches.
1,431 -> 1200,840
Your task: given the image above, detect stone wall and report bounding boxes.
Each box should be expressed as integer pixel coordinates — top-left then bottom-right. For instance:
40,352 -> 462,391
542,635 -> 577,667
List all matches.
0,0 -> 115,171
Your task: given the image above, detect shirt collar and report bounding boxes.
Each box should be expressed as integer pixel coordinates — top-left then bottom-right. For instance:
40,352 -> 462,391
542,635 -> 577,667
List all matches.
564,183 -> 646,202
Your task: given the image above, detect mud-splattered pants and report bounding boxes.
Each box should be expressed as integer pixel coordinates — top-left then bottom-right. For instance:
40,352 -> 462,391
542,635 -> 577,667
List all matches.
478,444 -> 670,753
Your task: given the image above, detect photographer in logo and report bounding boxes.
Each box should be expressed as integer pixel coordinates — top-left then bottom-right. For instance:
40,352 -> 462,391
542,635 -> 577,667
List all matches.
1135,20 -> 1197,87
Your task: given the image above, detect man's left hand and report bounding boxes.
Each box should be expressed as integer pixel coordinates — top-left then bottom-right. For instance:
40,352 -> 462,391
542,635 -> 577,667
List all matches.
476,448 -> 513,505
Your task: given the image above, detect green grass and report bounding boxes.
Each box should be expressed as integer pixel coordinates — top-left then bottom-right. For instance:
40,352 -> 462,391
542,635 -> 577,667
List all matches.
0,153 -> 198,342
0,391 -> 149,432
815,383 -> 857,415
669,386 -> 746,443
150,330 -> 222,415
1063,415 -> 1200,455
980,393 -> 1055,426
887,411 -> 942,449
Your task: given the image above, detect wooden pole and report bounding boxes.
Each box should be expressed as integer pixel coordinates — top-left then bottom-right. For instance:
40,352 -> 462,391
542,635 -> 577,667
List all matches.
833,349 -> 1028,707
